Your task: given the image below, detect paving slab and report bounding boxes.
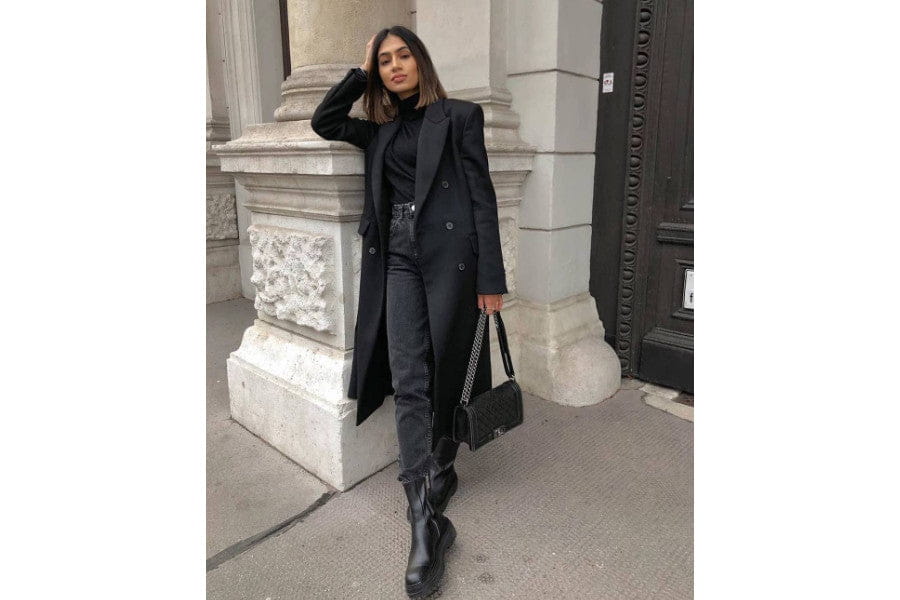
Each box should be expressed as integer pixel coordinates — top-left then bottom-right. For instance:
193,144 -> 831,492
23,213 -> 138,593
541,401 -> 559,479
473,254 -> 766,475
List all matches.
206,384 -> 693,599
207,299 -> 331,557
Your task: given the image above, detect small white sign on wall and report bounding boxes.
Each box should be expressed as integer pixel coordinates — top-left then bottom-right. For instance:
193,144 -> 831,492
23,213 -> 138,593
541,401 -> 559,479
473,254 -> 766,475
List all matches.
683,269 -> 694,310
602,72 -> 614,93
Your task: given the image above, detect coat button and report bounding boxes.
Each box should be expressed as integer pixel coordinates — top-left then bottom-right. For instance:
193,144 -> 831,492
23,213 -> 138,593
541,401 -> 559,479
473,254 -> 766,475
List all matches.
368,247 -> 376,254
445,221 -> 454,230
458,263 -> 465,270
441,180 -> 449,188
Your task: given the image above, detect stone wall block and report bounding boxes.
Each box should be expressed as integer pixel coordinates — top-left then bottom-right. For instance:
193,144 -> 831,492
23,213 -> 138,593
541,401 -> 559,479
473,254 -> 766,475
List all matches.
207,193 -> 239,240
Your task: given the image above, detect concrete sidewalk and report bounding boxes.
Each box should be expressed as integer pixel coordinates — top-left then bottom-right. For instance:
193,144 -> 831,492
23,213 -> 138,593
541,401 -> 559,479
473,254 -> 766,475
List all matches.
207,298 -> 693,599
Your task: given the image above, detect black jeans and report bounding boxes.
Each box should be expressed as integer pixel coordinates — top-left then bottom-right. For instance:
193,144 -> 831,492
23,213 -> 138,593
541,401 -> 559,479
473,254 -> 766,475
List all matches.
386,201 -> 460,483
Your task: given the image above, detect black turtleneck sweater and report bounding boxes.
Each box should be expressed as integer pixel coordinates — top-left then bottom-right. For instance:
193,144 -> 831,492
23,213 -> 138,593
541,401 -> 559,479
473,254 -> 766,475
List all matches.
351,68 -> 426,205
384,91 -> 426,205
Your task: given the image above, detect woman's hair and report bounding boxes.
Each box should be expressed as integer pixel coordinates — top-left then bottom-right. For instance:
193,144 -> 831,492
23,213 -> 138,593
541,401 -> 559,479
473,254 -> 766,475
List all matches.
362,26 -> 448,124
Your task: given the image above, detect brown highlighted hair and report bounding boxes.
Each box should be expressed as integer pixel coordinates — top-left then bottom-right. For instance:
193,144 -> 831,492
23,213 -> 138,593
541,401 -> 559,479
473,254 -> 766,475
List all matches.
362,26 -> 448,124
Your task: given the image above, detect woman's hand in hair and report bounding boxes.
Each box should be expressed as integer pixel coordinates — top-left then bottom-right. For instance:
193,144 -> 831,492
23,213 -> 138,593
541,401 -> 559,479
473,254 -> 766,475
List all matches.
361,33 -> 377,74
477,293 -> 503,315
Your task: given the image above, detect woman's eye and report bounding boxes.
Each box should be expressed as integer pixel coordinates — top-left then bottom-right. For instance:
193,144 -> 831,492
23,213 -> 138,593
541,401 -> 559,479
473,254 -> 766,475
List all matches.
381,55 -> 411,67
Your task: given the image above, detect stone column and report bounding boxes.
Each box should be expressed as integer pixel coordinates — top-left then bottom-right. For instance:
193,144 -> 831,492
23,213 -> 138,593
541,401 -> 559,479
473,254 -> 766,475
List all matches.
505,0 -> 620,404
215,0 -> 413,491
416,0 -> 536,388
207,0 -> 241,303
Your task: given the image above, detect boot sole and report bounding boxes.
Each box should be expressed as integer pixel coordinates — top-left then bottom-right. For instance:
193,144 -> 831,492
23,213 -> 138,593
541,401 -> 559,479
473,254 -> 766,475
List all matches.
406,477 -> 458,522
405,520 -> 456,599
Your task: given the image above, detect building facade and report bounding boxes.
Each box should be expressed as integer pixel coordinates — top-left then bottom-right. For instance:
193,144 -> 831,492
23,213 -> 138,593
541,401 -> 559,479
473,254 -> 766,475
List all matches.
206,0 -> 693,490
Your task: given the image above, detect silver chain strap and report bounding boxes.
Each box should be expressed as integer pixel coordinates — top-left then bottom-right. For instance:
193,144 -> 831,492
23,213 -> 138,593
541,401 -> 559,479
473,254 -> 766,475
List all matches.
460,310 -> 489,406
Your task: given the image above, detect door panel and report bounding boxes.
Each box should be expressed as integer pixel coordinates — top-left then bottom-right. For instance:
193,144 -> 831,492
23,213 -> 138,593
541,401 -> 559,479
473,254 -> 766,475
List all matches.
591,0 -> 694,392
638,0 -> 693,391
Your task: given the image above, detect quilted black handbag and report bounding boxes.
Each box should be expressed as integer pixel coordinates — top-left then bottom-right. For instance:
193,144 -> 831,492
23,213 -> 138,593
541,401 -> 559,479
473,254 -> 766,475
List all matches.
452,308 -> 524,450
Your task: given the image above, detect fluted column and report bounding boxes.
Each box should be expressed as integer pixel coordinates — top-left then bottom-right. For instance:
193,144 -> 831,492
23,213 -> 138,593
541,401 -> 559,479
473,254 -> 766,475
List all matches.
215,0 -> 412,490
207,0 -> 241,303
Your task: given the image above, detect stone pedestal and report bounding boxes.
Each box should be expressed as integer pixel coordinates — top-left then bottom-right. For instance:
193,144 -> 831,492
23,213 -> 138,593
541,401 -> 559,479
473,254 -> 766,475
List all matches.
215,79 -> 398,489
226,318 -> 398,489
516,293 -> 620,405
216,0 -> 414,491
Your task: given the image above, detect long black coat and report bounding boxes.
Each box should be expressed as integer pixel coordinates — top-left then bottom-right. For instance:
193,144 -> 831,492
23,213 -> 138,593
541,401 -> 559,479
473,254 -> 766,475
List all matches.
311,68 -> 508,451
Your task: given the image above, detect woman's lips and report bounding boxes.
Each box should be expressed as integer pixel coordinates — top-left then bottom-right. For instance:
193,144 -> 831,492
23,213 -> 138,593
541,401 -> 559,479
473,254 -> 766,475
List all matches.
392,75 -> 406,83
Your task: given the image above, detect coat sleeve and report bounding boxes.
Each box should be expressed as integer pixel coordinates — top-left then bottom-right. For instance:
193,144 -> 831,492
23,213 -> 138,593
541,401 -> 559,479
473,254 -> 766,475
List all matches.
310,67 -> 379,151
460,103 -> 508,295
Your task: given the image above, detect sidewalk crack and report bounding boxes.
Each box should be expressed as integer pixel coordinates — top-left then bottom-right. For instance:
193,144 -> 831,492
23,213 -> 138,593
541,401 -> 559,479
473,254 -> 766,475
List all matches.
206,491 -> 336,572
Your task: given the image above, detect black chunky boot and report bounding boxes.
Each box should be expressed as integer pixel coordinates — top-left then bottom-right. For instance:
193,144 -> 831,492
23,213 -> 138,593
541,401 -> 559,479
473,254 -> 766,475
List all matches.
406,462 -> 458,522
402,475 -> 456,598
407,437 -> 460,522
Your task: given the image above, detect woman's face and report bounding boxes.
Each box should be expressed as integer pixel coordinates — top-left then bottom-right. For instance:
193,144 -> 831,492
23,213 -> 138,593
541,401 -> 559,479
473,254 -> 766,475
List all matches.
377,34 -> 419,100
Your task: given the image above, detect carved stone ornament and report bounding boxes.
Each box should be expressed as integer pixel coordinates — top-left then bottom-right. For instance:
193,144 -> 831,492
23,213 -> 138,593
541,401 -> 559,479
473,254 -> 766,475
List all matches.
248,224 -> 336,332
206,194 -> 239,240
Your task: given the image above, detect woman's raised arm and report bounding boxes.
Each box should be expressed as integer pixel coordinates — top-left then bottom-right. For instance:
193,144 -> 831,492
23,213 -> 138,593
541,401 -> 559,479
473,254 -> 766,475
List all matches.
310,67 -> 379,151
311,35 -> 380,150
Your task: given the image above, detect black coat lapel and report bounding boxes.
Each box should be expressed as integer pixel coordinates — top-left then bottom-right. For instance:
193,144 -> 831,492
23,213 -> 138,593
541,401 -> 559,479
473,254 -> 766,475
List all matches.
414,99 -> 450,214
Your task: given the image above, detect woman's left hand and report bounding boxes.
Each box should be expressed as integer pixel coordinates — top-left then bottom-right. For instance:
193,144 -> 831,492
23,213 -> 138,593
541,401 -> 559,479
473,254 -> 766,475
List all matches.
477,293 -> 503,315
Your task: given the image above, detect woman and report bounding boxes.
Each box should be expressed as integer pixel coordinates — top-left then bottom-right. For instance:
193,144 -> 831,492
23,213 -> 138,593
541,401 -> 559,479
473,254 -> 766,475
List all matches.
311,25 -> 506,599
